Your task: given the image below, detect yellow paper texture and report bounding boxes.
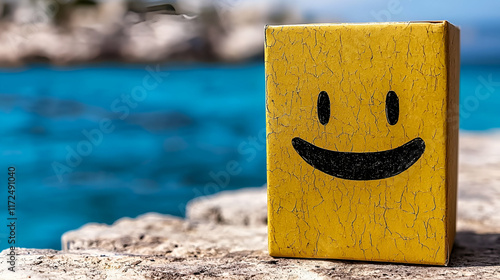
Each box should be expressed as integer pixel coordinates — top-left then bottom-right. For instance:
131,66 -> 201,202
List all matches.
265,21 -> 459,265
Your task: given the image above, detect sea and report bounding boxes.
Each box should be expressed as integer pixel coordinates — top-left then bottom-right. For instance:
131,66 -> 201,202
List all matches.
0,63 -> 499,250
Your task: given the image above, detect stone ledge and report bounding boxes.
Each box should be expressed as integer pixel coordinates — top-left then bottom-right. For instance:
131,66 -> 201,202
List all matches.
186,187 -> 268,227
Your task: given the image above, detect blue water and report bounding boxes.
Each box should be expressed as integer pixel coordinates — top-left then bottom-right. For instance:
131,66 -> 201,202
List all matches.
459,65 -> 500,130
0,63 -> 499,250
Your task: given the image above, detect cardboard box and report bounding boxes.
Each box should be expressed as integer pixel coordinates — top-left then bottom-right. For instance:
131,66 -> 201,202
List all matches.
265,21 -> 459,265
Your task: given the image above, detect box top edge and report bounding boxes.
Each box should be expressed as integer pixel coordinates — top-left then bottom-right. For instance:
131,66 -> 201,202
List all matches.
267,21 -> 452,29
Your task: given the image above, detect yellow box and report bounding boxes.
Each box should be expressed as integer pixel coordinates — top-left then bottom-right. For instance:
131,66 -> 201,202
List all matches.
265,21 -> 459,265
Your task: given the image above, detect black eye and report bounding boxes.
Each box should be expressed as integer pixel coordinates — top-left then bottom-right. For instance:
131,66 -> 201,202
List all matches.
317,91 -> 330,125
385,90 -> 399,125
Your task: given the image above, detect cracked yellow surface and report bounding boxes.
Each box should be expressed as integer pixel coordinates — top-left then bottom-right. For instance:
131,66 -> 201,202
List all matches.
265,21 -> 459,265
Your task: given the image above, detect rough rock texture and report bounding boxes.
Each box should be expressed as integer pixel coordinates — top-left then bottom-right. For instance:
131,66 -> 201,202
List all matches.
187,187 -> 268,226
61,213 -> 267,257
1,132 -> 500,279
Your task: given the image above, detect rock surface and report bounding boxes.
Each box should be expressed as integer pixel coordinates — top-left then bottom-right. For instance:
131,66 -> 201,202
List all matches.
187,187 -> 268,226
0,1 -> 302,65
1,132 -> 500,279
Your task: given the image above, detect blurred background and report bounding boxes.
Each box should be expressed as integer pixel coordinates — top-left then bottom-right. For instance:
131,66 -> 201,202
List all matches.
0,0 -> 499,249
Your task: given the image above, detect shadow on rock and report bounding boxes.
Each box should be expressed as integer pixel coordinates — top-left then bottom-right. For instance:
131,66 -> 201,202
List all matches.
449,231 -> 500,267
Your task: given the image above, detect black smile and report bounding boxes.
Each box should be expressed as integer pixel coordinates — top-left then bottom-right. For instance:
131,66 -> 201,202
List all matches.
291,137 -> 425,180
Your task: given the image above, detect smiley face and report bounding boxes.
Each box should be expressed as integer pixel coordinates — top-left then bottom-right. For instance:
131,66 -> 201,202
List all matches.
265,22 -> 459,265
291,90 -> 426,180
